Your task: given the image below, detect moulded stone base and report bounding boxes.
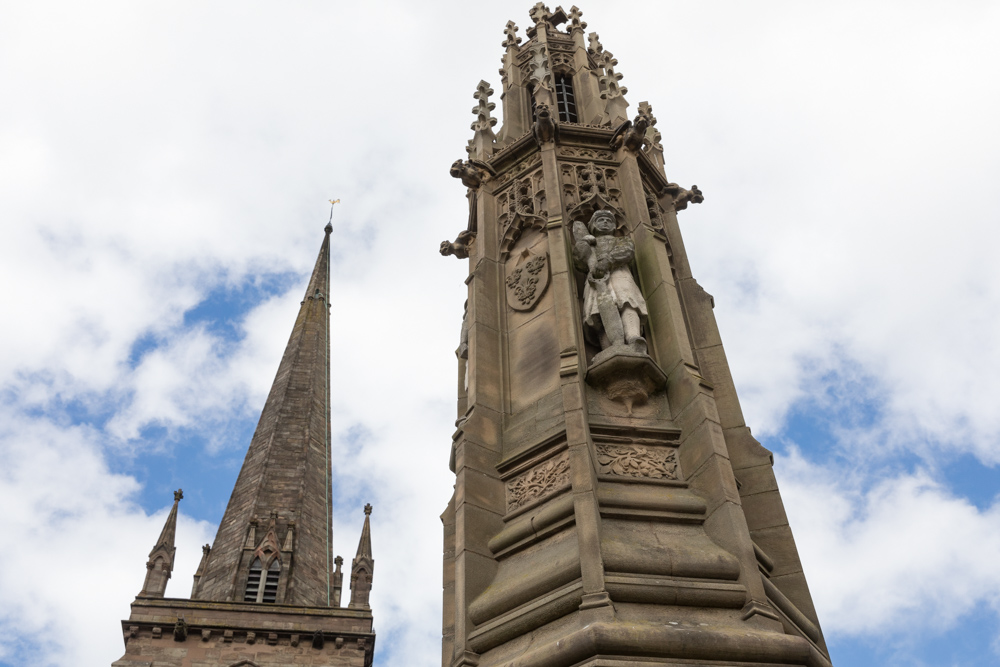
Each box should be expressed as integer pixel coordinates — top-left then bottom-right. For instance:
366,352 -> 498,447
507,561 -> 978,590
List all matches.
478,616 -> 831,667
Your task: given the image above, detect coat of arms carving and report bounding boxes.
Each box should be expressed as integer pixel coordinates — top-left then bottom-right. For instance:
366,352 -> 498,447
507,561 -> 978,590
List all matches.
505,248 -> 549,311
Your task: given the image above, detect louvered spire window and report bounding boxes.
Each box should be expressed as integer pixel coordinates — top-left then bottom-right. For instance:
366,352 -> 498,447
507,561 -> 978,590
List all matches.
244,557 -> 281,603
262,559 -> 280,603
244,558 -> 262,602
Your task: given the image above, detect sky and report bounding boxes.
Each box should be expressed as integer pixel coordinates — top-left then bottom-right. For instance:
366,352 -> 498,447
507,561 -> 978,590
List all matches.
1,1 -> 999,665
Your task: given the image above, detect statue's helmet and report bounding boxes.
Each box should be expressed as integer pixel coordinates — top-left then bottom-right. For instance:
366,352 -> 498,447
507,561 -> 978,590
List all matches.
588,209 -> 616,232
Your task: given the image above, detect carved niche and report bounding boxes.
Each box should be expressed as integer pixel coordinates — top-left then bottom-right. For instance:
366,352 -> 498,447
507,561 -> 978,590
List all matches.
497,166 -> 548,259
595,444 -> 678,480
506,450 -> 570,513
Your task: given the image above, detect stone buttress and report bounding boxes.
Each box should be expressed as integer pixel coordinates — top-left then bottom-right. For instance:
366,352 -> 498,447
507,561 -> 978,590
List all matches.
113,225 -> 376,667
440,5 -> 831,667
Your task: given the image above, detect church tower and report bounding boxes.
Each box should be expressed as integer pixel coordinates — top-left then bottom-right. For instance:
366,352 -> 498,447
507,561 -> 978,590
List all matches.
114,224 -> 376,666
440,5 -> 832,667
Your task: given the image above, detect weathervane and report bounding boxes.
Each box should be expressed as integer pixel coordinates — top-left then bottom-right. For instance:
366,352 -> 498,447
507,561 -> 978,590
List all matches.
326,198 -> 340,233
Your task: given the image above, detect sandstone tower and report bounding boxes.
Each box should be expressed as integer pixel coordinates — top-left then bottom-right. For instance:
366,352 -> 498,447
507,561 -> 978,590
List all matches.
440,5 -> 832,667
113,225 -> 376,666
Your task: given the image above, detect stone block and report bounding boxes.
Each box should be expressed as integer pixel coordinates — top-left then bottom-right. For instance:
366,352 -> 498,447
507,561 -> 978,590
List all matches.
679,278 -> 723,350
678,420 -> 729,481
455,467 -> 505,514
736,463 -> 778,498
724,426 -> 774,470
686,453 -> 741,516
508,309 -> 560,413
740,489 -> 790,532
694,344 -> 745,428
672,390 -> 721,435
769,571 -> 822,629
751,524 -> 805,579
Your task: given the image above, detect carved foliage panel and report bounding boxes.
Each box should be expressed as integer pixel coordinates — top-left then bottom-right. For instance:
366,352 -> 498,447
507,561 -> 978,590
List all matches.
506,450 -> 570,513
595,444 -> 678,481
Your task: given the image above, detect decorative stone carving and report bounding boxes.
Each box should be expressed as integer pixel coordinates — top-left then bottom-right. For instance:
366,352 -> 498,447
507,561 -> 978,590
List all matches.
609,114 -> 648,153
502,20 -> 521,49
506,451 -> 570,512
637,101 -> 663,167
596,47 -> 628,125
662,182 -> 705,211
173,618 -> 188,642
561,161 -> 624,223
450,159 -> 490,189
533,103 -> 557,145
526,43 -> 553,98
468,80 -> 498,160
568,5 -> 587,33
528,2 -> 552,27
572,210 -> 666,413
644,183 -> 665,232
505,248 -> 549,311
558,146 -> 615,161
497,168 -> 548,259
550,52 -> 575,74
201,629 -> 211,641
595,444 -> 678,480
572,210 -> 647,354
311,630 -> 324,649
440,230 -> 476,259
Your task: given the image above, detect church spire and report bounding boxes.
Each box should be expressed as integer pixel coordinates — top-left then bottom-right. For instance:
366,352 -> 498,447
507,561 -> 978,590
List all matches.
192,225 -> 335,607
139,489 -> 182,597
349,504 -> 374,609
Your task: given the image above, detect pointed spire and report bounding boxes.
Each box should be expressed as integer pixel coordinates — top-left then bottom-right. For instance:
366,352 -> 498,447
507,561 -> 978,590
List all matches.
194,225 -> 335,607
349,504 -> 374,609
140,489 -> 182,597
356,503 -> 373,560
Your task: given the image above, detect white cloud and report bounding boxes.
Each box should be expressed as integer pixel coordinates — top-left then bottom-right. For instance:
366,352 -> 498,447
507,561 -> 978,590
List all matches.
0,410 -> 214,665
779,449 -> 1000,641
0,1 -> 999,665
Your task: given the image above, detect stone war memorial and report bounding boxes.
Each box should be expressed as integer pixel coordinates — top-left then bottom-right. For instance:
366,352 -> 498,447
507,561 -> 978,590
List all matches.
111,4 -> 830,667
439,4 -> 832,667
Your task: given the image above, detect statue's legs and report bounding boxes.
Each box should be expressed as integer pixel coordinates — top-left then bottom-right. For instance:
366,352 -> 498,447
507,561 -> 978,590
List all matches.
621,306 -> 641,344
595,284 -> 625,348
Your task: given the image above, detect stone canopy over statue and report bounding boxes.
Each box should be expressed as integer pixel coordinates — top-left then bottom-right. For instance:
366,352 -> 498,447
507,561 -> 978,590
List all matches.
572,210 -> 648,358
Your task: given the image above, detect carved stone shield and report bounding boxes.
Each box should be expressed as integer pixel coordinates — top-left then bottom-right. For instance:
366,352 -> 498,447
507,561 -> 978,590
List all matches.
505,249 -> 549,311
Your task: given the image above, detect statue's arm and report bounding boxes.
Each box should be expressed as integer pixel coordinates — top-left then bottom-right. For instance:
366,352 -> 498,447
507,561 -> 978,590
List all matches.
609,237 -> 635,264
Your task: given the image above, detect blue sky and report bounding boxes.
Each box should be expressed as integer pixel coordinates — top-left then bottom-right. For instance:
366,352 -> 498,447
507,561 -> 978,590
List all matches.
1,2 -> 999,666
